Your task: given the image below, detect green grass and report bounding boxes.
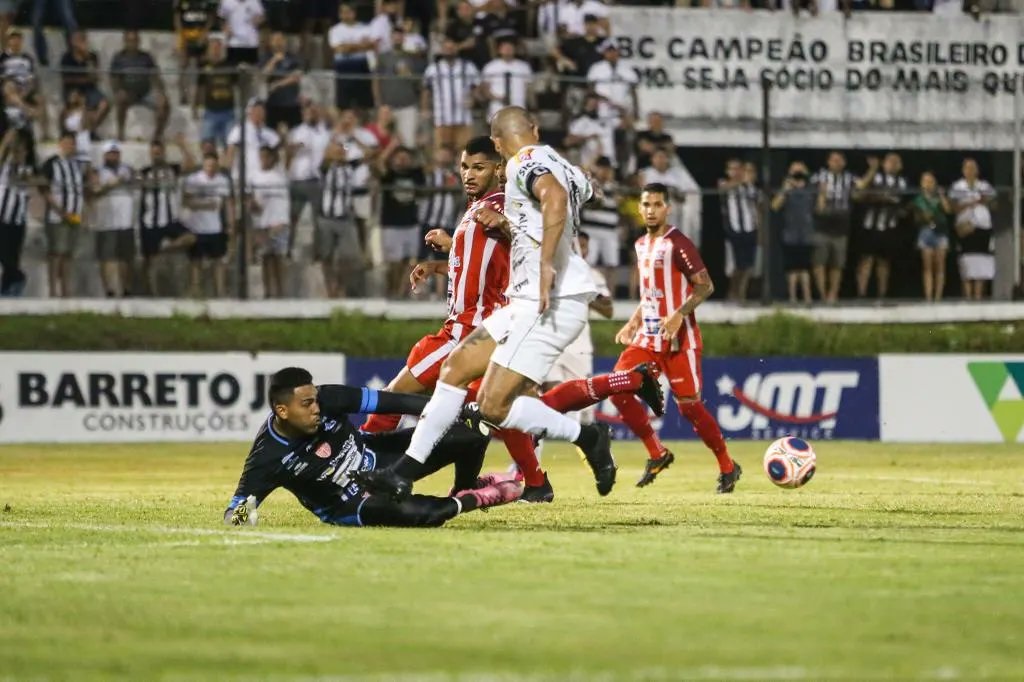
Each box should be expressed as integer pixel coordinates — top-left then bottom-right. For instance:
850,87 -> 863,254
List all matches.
1,312 -> 1021,356
1,441 -> 1023,681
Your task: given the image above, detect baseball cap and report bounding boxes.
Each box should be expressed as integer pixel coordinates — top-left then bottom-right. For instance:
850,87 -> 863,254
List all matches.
599,38 -> 619,53
101,140 -> 121,154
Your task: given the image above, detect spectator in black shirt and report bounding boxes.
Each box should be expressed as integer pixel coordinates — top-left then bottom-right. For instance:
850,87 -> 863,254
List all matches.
0,28 -> 46,144
60,31 -> 110,136
260,32 -> 304,133
855,153 -> 907,300
553,13 -> 603,80
377,146 -> 425,298
194,36 -> 237,148
110,30 -> 170,142
446,1 -> 487,67
634,111 -> 674,171
174,0 -> 216,106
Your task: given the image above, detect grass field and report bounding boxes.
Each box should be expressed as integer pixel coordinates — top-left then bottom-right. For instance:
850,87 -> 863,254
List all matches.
1,441 -> 1022,681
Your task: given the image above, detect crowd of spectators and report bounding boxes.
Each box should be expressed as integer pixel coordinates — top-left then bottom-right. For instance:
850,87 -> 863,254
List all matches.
0,0 -> 1013,301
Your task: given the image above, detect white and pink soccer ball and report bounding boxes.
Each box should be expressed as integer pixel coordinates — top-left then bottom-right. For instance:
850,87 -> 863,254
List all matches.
762,437 -> 817,489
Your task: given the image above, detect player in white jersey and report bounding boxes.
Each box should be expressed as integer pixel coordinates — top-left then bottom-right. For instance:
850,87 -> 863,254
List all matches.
356,107 -> 624,501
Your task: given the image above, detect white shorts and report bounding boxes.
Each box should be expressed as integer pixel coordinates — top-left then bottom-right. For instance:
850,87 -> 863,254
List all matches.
482,295 -> 590,385
547,348 -> 592,384
584,227 -> 620,267
958,253 -> 995,281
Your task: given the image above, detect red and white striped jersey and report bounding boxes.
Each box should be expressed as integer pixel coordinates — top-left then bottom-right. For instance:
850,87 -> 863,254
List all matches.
444,189 -> 510,340
631,226 -> 705,353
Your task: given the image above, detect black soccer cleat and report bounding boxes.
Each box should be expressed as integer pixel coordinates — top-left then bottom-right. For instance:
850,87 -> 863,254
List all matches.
459,401 -> 496,436
519,472 -> 555,504
351,468 -> 413,502
636,450 -> 675,488
580,423 -> 617,496
716,461 -> 743,494
632,362 -> 665,417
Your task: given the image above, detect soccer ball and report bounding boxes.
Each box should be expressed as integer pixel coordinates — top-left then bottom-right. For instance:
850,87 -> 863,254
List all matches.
763,437 -> 817,489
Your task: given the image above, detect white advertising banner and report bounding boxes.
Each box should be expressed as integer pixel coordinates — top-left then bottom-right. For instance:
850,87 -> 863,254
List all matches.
0,352 -> 345,443
879,354 -> 1024,443
609,9 -> 1024,149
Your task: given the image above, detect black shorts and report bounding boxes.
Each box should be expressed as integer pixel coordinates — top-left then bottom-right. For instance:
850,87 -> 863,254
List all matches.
141,222 -> 189,258
726,231 -> 758,271
266,104 -> 302,131
226,47 -> 259,67
188,232 -> 228,261
861,228 -> 900,260
782,244 -> 813,272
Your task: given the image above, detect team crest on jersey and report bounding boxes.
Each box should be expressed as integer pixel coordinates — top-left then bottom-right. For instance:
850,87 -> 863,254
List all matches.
315,442 -> 332,459
451,255 -> 461,268
516,149 -> 533,162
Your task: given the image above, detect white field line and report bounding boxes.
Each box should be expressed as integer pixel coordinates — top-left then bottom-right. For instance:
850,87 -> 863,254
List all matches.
0,520 -> 334,543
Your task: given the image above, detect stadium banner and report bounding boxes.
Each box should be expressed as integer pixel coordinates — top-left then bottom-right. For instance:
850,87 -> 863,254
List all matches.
609,9 -> 1024,149
0,352 -> 345,443
345,357 -> 879,441
879,354 -> 1024,443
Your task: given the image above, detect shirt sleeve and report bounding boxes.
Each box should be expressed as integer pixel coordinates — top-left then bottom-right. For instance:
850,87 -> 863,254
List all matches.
669,231 -> 707,278
226,125 -> 240,146
316,384 -> 430,418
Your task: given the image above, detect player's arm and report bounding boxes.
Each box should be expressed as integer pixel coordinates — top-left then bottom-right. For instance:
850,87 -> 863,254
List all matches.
533,172 -> 568,313
590,294 -> 613,319
317,385 -> 430,418
615,303 -> 643,344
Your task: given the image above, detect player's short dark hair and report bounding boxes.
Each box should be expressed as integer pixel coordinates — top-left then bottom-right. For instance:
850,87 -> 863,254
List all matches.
641,183 -> 670,202
594,156 -> 612,168
268,367 -> 313,407
463,136 -> 499,160
58,129 -> 75,142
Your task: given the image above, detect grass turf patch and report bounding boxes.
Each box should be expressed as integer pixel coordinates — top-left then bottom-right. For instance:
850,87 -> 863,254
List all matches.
0,312 -> 1021,356
1,441 -> 1022,680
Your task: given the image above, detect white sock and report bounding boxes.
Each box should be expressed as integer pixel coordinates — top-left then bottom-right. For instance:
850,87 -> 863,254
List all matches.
499,396 -> 582,442
451,497 -> 463,515
405,381 -> 467,463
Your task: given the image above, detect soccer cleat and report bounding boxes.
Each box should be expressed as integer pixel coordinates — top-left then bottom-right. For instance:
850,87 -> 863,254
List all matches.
225,495 -> 259,526
465,479 -> 523,509
580,423 -> 617,496
636,450 -> 675,488
632,362 -> 665,417
351,468 -> 413,502
519,472 -> 555,504
716,461 -> 743,494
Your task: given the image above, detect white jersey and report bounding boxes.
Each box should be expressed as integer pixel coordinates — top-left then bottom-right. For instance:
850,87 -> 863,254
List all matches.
503,144 -> 597,301
249,168 -> 289,229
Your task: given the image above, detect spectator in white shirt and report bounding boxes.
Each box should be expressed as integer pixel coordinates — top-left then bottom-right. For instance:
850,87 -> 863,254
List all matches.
329,2 -> 377,111
286,100 -> 331,238
558,0 -> 610,38
368,0 -> 403,54
640,148 -> 702,246
331,108 -> 379,164
950,157 -> 997,300
481,38 -> 532,122
586,39 -> 637,128
423,36 -> 480,153
248,145 -> 290,298
89,141 -> 136,297
218,0 -> 264,66
225,98 -> 282,182
564,93 -> 615,169
182,152 -> 235,297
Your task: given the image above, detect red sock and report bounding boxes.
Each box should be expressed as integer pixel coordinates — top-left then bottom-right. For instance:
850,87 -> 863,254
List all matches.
610,393 -> 665,459
360,413 -> 402,433
678,400 -> 733,473
541,370 -> 643,412
498,428 -> 545,487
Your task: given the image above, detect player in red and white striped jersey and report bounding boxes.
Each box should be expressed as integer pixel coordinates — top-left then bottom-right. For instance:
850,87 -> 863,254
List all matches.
361,138 -> 509,433
612,183 -> 742,493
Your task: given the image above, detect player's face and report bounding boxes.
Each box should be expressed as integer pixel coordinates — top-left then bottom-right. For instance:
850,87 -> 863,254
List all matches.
277,384 -> 321,436
639,191 -> 669,230
461,152 -> 498,198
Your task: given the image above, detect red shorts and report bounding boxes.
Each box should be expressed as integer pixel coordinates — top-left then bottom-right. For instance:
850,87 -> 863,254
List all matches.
404,329 -> 482,398
614,344 -> 704,399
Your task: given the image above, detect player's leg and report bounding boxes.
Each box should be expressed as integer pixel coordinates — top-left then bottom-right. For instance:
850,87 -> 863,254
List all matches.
357,483 -> 522,528
609,346 -> 674,487
360,331 -> 454,433
540,362 -> 663,417
856,253 -> 873,298
478,297 -> 616,495
667,349 -> 741,494
364,423 -> 488,493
